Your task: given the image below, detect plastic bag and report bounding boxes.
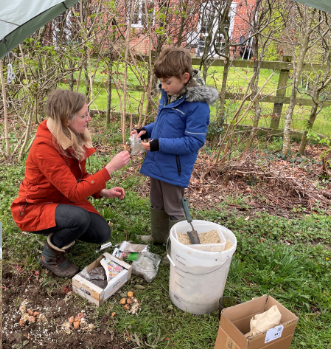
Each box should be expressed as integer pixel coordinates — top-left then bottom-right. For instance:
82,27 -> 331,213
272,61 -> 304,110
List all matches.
131,251 -> 161,283
112,241 -> 149,259
79,266 -> 108,289
80,266 -> 106,280
129,133 -> 146,156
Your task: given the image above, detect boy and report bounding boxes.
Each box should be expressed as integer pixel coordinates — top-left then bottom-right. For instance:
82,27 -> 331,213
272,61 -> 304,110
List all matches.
131,47 -> 219,243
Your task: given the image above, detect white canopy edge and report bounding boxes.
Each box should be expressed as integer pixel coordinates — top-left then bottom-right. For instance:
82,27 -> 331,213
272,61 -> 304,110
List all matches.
291,0 -> 331,13
0,0 -> 64,40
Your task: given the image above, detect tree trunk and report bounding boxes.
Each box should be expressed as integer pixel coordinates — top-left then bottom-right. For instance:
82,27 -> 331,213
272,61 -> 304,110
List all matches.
251,35 -> 262,131
299,101 -> 318,155
19,107 -> 34,162
84,59 -> 90,102
106,49 -> 112,125
121,0 -> 135,145
176,1 -> 186,46
218,39 -> 230,121
0,59 -> 10,159
69,60 -> 74,91
282,10 -> 314,156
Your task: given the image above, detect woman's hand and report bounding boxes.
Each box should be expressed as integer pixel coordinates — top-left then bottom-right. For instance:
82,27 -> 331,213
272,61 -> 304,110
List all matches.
100,187 -> 125,199
106,151 -> 130,175
131,129 -> 147,138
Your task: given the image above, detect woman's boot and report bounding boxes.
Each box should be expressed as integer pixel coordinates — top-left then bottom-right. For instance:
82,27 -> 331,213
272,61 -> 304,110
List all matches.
39,233 -> 79,277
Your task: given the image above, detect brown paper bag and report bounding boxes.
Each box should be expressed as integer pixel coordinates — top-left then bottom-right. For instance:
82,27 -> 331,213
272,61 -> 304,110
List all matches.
245,305 -> 282,337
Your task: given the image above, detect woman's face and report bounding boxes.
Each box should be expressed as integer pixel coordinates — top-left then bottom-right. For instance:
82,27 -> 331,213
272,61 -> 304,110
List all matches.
67,103 -> 91,134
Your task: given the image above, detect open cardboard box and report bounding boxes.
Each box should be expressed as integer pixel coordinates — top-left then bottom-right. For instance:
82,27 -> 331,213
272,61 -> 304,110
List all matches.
214,295 -> 299,349
72,252 -> 132,307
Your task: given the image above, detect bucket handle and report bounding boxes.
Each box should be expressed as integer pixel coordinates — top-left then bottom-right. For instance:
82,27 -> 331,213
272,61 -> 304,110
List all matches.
166,236 -> 232,275
166,236 -> 176,267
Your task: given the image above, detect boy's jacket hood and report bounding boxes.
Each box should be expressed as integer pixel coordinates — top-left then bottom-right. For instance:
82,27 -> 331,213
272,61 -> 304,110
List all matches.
185,69 -> 219,105
158,69 -> 219,105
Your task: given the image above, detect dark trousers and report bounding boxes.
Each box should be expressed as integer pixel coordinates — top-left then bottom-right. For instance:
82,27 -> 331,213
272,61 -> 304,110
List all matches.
32,204 -> 110,248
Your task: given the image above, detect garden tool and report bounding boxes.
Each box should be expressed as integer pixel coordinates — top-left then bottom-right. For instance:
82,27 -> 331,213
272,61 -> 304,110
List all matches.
95,241 -> 113,253
181,198 -> 200,244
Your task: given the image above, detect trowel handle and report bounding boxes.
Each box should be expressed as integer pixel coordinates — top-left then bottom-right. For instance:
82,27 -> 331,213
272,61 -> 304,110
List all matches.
181,198 -> 192,223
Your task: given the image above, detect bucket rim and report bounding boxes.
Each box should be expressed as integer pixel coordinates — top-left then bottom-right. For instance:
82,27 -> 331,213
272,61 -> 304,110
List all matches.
170,220 -> 237,255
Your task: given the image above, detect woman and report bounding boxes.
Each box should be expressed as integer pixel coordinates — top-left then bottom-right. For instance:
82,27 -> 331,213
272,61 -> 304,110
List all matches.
11,90 -> 130,278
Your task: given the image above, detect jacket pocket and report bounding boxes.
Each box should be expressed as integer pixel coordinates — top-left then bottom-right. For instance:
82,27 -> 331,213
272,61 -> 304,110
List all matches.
176,155 -> 181,176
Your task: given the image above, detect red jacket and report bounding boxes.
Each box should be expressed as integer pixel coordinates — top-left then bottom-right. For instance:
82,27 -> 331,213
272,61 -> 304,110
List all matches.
11,119 -> 110,231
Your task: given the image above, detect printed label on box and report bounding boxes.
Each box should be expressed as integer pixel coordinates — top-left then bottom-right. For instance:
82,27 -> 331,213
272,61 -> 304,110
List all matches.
265,324 -> 284,343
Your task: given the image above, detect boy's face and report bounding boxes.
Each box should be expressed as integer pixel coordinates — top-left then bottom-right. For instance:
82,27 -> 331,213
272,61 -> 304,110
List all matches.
159,72 -> 190,96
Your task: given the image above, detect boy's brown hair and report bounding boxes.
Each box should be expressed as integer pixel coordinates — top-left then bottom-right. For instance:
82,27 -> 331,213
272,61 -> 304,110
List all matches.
153,47 -> 193,79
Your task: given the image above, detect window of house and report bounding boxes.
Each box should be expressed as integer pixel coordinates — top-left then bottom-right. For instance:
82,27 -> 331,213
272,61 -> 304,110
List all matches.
131,0 -> 155,27
193,1 -> 237,57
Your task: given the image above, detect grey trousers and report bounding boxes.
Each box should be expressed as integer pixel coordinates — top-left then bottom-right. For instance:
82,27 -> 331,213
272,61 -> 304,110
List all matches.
150,177 -> 185,220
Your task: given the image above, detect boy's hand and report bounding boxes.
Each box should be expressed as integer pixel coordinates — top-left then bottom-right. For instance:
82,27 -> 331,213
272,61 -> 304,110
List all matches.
141,141 -> 150,151
131,129 -> 147,138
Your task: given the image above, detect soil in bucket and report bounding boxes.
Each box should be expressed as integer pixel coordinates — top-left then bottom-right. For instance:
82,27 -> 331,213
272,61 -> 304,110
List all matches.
169,220 -> 237,315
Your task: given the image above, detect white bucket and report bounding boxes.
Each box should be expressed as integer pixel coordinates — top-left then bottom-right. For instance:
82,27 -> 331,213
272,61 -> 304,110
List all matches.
168,220 -> 237,315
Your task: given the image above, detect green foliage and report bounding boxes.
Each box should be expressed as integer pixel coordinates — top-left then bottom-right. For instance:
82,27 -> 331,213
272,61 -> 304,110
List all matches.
2,119 -> 330,348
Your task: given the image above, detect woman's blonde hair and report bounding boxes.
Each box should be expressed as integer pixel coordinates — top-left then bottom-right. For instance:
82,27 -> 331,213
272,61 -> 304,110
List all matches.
46,89 -> 87,161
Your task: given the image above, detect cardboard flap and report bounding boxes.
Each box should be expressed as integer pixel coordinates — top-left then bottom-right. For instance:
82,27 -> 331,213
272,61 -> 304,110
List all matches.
214,326 -> 242,349
223,295 -> 268,322
103,252 -> 132,270
265,296 -> 298,323
220,313 -> 249,348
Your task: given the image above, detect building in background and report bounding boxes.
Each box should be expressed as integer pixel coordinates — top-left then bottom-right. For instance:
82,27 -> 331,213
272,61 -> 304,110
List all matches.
42,0 -> 257,59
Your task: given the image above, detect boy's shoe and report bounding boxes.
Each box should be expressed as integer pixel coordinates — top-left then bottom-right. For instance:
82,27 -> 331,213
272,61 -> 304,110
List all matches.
140,213 -> 185,247
39,233 -> 79,278
140,235 -> 155,243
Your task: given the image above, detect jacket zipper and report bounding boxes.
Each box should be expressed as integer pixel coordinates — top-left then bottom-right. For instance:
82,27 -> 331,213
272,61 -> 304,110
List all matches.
176,155 -> 181,176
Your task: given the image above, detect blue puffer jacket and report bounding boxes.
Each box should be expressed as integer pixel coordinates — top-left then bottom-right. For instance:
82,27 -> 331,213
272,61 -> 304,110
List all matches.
140,82 -> 219,188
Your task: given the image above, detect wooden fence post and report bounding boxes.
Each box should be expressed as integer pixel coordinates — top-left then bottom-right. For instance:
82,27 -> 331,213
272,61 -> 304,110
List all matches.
270,55 -> 292,130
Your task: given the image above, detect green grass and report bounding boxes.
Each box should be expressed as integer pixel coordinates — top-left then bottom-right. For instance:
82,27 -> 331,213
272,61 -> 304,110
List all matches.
59,62 -> 331,136
1,119 -> 330,348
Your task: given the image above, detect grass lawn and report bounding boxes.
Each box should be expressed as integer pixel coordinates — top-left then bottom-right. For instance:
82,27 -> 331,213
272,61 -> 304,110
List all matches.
61,62 -> 331,136
1,116 -> 330,348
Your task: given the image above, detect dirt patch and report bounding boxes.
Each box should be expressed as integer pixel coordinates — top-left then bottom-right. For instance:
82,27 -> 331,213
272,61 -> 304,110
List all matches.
128,144 -> 331,219
1,264 -> 135,349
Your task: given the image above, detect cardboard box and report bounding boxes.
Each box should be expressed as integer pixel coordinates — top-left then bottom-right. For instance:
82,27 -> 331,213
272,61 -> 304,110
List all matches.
214,295 -> 299,349
72,252 -> 132,307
